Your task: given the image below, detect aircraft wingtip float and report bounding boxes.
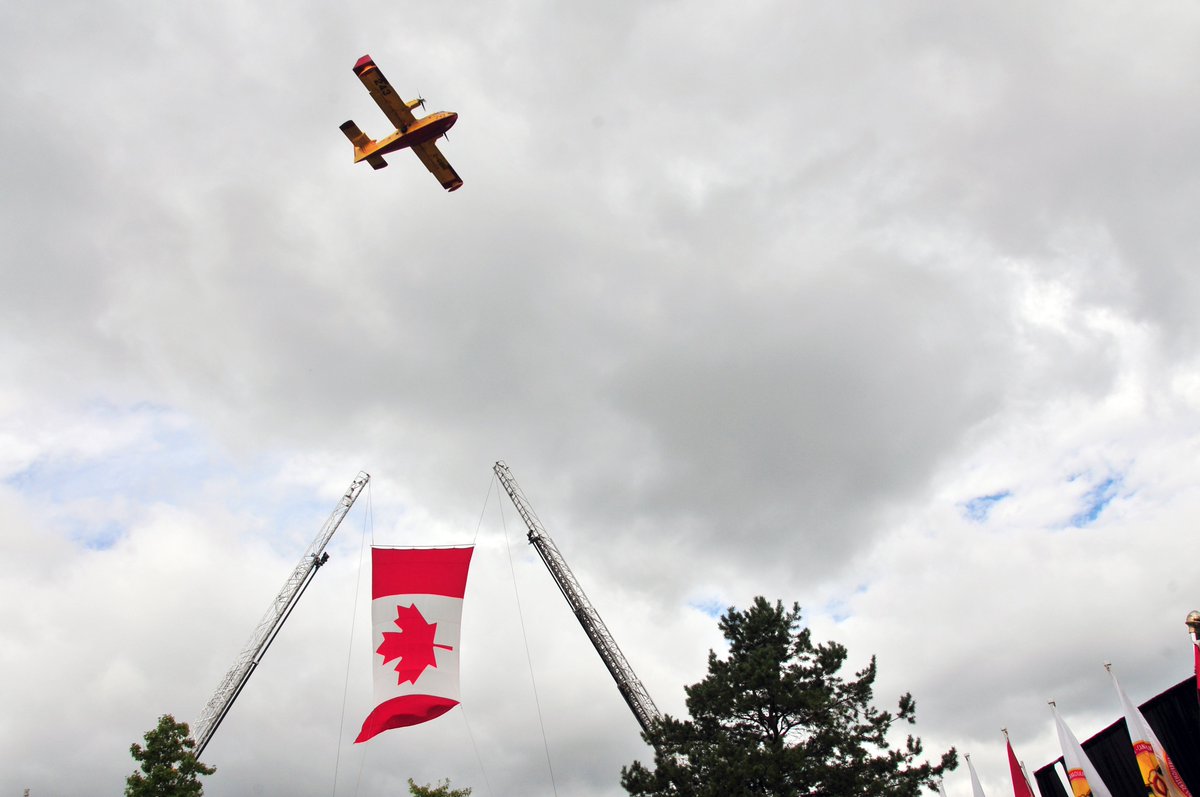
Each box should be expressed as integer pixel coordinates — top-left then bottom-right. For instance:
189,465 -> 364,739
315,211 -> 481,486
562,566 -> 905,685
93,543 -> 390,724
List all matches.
340,54 -> 462,191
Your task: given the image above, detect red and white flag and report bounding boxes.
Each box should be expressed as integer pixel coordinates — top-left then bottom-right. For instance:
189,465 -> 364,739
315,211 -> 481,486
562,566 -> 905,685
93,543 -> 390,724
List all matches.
1108,665 -> 1192,797
355,546 -> 473,744
1005,736 -> 1036,797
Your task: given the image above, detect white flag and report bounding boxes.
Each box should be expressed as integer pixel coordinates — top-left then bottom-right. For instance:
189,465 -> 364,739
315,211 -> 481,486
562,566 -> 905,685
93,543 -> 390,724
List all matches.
1108,666 -> 1192,797
1050,703 -> 1112,797
967,755 -> 988,797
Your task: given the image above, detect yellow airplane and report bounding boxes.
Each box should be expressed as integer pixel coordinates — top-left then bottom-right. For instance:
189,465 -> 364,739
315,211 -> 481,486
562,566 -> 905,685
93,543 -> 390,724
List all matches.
339,55 -> 462,191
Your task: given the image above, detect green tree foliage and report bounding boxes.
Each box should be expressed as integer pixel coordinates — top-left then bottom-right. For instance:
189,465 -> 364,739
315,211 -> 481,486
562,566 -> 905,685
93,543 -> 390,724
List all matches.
408,777 -> 472,797
621,597 -> 956,797
125,714 -> 215,797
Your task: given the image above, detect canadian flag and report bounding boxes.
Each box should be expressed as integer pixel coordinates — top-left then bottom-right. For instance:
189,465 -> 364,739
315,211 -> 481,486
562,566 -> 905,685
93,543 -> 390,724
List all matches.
355,546 -> 473,744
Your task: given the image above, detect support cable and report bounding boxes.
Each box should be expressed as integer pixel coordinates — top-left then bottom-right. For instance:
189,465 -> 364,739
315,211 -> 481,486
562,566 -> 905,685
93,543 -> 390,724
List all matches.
493,461 -> 661,738
498,494 -> 560,797
333,482 -> 373,795
458,705 -> 494,797
457,472 -> 497,796
194,472 -> 370,758
473,471 -> 496,546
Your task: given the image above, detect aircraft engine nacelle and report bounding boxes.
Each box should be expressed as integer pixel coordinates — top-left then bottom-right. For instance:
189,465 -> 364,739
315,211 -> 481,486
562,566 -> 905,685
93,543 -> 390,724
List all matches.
406,98 -> 426,111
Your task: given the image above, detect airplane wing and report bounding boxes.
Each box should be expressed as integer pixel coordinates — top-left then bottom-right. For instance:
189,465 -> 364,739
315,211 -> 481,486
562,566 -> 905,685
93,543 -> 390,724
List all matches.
411,140 -> 464,192
353,55 -> 417,133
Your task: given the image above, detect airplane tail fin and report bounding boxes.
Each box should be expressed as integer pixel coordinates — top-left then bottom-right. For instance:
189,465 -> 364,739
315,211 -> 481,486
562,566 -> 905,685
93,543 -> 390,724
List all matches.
340,120 -> 387,168
340,119 -> 372,149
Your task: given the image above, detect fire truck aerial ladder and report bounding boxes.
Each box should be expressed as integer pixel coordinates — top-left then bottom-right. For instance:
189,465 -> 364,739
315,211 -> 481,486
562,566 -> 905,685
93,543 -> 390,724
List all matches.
192,471 -> 370,757
494,461 -> 661,737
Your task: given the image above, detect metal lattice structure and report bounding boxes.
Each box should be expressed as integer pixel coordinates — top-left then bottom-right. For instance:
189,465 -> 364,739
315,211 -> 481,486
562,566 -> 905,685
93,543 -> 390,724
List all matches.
192,471 -> 370,757
494,461 -> 661,737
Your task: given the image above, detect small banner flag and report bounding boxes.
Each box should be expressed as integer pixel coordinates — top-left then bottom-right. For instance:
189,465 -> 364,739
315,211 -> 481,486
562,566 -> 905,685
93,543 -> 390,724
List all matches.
1108,665 -> 1193,797
355,546 -> 474,743
1005,735 -> 1036,797
1194,641 -> 1200,705
967,755 -> 988,797
1051,702 -> 1113,797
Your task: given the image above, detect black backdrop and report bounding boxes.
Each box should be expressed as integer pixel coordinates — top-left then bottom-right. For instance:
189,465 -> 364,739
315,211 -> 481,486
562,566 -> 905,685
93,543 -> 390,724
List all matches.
1032,677 -> 1199,796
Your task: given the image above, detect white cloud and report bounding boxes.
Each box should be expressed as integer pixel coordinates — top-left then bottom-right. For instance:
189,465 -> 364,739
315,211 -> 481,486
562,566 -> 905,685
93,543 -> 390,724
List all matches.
5,1 -> 1200,795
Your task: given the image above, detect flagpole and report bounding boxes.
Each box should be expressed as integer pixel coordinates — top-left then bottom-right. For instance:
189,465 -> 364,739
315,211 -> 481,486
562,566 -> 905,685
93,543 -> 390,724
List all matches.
1189,612 -> 1200,720
1019,762 -> 1036,796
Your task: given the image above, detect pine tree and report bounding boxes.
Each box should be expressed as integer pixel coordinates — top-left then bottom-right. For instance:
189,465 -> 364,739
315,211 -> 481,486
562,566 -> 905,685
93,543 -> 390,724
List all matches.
408,777 -> 472,797
125,714 -> 215,797
621,597 -> 956,797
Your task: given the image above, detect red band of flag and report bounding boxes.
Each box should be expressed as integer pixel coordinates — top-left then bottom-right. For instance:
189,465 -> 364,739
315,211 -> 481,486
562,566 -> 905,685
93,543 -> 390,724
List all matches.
355,695 -> 459,742
371,547 -> 474,599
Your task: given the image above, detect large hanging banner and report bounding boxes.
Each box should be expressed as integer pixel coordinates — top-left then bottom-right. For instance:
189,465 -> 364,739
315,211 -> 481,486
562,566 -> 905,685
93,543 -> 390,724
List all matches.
355,546 -> 474,743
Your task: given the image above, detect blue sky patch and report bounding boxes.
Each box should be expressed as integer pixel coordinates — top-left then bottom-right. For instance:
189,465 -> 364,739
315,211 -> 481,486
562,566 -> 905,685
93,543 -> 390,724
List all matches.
689,598 -> 726,619
963,491 -> 1011,523
78,520 -> 126,551
1070,475 -> 1122,527
823,599 -> 853,623
4,401 -> 244,546
822,586 -> 866,623
7,411 -> 219,507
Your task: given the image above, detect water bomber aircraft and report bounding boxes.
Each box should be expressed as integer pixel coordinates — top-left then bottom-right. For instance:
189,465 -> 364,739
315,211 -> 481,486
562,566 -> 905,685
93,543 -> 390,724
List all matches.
339,55 -> 462,191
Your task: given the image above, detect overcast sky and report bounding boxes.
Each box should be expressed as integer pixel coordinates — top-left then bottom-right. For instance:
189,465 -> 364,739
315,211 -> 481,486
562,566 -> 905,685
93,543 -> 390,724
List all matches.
4,1 -> 1200,795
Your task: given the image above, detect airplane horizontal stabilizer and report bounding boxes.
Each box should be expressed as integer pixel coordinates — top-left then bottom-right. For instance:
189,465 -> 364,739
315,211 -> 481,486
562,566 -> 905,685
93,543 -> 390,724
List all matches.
339,120 -> 372,150
367,154 -> 388,170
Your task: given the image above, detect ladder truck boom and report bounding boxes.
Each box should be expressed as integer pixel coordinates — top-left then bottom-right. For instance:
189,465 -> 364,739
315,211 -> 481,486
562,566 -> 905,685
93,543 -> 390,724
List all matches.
192,471 -> 370,757
493,461 -> 661,737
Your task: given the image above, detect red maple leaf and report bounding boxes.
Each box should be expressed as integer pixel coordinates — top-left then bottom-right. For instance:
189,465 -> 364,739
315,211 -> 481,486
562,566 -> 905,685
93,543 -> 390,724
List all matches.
377,603 -> 453,686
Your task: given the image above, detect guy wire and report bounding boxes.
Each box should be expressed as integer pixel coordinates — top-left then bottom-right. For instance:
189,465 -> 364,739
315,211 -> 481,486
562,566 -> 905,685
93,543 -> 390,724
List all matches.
332,480 -> 373,795
498,494 -> 560,797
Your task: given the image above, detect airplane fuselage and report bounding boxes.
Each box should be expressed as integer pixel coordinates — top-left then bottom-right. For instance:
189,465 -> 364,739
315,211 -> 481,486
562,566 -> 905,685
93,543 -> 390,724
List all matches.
371,111 -> 458,157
